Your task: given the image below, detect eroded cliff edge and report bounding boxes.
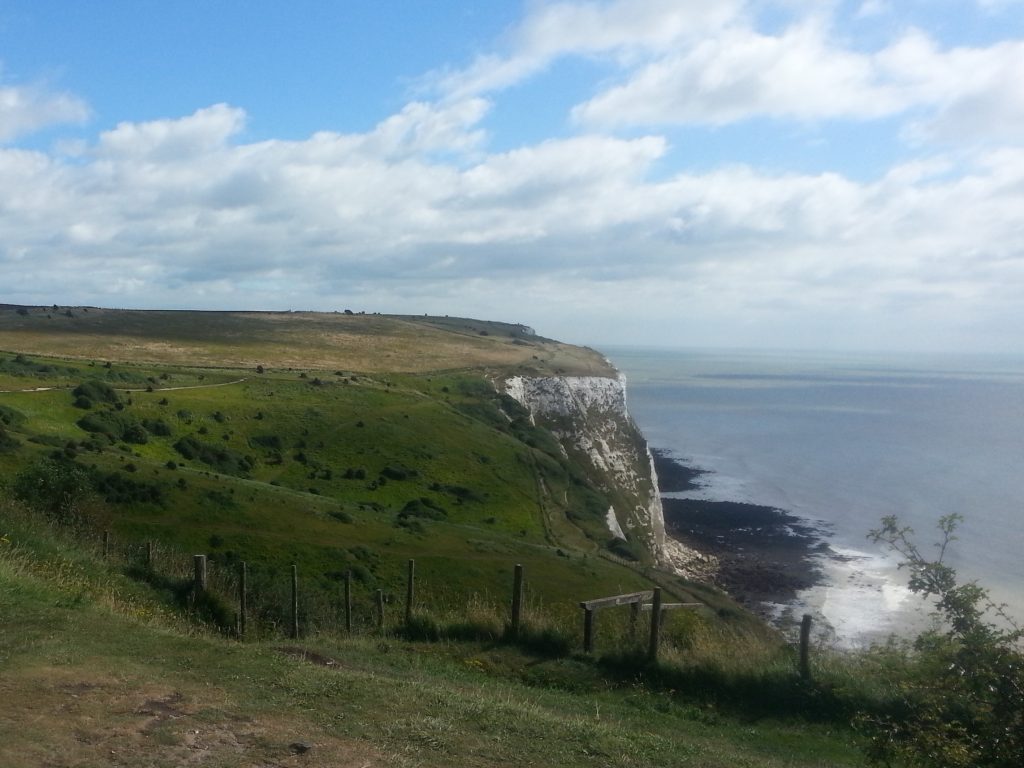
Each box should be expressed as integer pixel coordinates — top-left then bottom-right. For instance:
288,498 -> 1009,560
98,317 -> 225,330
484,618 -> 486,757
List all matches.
502,372 -> 715,580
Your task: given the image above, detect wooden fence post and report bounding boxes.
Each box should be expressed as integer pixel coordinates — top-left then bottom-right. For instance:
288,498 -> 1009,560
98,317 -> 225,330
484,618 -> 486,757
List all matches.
648,587 -> 662,661
630,601 -> 640,640
583,608 -> 596,653
290,564 -> 299,640
344,570 -> 353,634
405,559 -> 415,626
193,554 -> 207,592
375,589 -> 385,632
799,613 -> 812,680
239,561 -> 247,638
510,563 -> 523,638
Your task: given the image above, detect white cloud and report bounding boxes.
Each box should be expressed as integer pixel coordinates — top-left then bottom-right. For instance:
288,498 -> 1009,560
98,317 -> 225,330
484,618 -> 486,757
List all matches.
573,20 -> 904,125
855,0 -> 890,18
3,98 -> 1023,351
878,32 -> 1024,144
432,0 -> 745,98
975,0 -> 1024,10
0,81 -> 90,142
428,2 -> 1024,152
569,16 -> 1024,149
97,103 -> 245,160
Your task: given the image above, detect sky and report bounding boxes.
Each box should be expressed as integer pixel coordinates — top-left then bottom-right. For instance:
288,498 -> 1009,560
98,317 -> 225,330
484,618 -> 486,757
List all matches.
1,0 -> 1023,353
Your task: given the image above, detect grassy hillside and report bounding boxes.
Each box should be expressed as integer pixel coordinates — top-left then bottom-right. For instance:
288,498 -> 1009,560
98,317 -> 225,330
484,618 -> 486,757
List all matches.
1,500 -> 877,767
0,306 -> 721,629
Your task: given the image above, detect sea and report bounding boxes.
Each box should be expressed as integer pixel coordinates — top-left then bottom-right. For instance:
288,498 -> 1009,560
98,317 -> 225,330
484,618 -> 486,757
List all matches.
605,346 -> 1024,647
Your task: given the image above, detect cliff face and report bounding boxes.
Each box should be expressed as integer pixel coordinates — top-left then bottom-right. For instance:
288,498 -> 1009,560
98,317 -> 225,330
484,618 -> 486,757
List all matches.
503,373 -> 713,578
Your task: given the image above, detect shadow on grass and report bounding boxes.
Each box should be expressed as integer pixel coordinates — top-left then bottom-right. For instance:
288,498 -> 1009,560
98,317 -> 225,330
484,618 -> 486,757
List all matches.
124,563 -> 235,631
596,649 -> 898,724
398,613 -> 573,657
400,614 -> 899,724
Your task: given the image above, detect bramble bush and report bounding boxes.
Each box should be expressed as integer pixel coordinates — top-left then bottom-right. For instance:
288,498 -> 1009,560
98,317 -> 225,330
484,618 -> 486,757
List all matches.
860,514 -> 1023,767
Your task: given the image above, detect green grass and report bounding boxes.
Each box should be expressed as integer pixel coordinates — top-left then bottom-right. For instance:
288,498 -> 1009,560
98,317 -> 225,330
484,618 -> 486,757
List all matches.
0,502 -> 874,767
0,344 -> 719,636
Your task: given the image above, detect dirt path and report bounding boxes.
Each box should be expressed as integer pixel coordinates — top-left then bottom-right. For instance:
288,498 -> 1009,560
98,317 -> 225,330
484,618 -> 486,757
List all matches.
117,377 -> 248,393
0,378 -> 248,395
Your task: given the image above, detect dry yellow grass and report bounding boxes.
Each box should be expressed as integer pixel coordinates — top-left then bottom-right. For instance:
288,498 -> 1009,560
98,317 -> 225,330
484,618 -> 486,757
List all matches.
0,307 -> 614,376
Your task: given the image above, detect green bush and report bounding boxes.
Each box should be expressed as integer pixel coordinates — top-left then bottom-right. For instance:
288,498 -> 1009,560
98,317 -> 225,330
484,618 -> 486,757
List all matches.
77,409 -> 148,443
398,497 -> 447,521
0,404 -> 26,427
72,380 -> 121,406
142,418 -> 173,437
0,424 -> 20,453
860,515 -> 1024,768
11,458 -> 94,526
92,470 -> 165,506
380,464 -> 417,481
174,435 -> 254,477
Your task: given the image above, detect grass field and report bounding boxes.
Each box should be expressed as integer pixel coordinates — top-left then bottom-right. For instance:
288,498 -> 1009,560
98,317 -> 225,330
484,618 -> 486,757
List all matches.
0,306 -> 615,375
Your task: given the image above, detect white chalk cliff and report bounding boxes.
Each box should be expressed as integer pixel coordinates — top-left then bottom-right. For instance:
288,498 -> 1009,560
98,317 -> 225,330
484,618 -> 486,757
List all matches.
503,373 -> 713,578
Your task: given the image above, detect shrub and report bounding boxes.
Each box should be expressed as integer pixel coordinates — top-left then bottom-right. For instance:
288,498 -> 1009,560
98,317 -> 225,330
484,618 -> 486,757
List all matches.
397,497 -> 447,521
0,405 -> 26,427
142,418 -> 172,437
122,424 -> 149,444
859,515 -> 1024,768
429,482 -> 484,504
250,434 -> 283,450
72,380 -> 120,406
0,424 -> 20,453
173,436 -> 253,476
77,409 -> 148,444
93,470 -> 165,506
12,458 -> 94,526
381,465 -> 417,481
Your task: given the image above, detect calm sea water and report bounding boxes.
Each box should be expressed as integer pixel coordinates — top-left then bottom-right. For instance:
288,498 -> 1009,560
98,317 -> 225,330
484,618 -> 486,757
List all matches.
605,347 -> 1024,645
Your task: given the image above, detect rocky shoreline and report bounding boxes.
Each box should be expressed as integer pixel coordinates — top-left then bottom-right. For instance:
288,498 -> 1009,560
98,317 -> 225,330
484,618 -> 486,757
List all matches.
652,451 -> 830,617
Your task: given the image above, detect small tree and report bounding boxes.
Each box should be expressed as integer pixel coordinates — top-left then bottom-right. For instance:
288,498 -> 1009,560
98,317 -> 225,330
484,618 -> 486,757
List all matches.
861,514 -> 1023,767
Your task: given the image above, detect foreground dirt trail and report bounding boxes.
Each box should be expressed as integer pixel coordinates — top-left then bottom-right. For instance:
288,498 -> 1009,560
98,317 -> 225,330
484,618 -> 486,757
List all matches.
0,665 -> 385,768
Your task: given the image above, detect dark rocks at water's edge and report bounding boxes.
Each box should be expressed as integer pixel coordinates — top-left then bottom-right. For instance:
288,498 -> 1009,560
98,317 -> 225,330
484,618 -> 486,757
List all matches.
653,452 -> 830,614
662,498 -> 829,610
651,449 -> 707,492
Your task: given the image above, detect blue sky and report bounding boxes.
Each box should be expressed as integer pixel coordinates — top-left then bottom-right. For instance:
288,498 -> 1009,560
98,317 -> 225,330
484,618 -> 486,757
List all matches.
2,0 -> 1023,352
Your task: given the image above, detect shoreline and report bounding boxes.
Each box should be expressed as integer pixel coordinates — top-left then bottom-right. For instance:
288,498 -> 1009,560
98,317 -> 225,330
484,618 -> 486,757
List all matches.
653,451 -> 833,623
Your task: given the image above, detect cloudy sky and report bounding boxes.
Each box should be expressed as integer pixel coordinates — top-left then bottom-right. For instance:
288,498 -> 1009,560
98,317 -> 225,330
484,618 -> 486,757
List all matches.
2,0 -> 1023,353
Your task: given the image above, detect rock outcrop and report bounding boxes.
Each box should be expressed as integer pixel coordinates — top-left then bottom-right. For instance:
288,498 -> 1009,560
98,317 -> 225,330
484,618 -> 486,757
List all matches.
503,373 -> 714,579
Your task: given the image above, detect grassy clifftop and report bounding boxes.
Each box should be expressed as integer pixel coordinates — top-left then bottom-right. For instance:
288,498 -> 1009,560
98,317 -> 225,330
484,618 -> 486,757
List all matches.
0,306 -> 615,375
